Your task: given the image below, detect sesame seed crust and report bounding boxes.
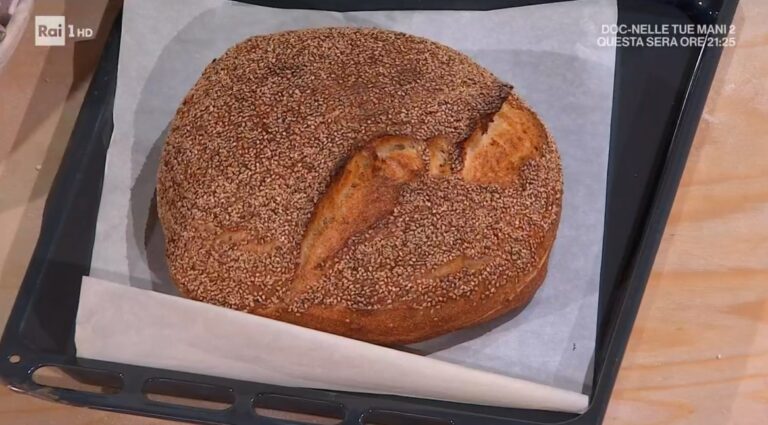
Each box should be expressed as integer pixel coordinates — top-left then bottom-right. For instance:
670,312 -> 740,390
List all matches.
156,27 -> 563,345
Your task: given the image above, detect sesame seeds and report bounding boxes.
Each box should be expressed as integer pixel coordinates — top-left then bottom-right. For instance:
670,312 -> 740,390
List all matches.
156,27 -> 562,314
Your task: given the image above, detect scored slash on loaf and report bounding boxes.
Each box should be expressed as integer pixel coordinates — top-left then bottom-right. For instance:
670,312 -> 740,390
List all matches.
157,27 -> 562,345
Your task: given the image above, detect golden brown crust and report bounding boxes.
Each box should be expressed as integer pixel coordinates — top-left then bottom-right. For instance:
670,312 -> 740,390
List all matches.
462,96 -> 545,186
427,135 -> 453,177
157,27 -> 563,345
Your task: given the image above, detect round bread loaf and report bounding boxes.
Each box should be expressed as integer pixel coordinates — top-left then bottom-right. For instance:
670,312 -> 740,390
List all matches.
157,27 -> 562,345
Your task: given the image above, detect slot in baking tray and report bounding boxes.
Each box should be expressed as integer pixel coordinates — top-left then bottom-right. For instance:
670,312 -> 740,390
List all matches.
0,0 -> 738,424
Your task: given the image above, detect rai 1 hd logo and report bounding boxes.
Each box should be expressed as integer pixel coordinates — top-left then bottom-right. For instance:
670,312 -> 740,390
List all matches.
34,15 -> 94,46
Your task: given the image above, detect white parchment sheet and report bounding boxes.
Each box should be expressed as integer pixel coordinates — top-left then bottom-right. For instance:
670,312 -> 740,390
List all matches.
79,0 -> 616,412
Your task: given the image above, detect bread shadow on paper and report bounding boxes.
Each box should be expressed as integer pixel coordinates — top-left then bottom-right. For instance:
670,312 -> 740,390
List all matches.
402,298 -> 532,355
128,124 -> 179,296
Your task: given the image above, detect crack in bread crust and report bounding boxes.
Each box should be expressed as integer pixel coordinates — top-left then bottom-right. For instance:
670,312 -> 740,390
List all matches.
289,95 -> 545,309
287,136 -> 423,306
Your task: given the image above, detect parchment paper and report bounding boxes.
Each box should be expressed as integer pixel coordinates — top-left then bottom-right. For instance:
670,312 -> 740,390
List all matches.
79,0 -> 616,412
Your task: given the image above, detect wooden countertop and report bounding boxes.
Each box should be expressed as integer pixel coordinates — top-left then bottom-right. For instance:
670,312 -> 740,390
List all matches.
0,1 -> 765,424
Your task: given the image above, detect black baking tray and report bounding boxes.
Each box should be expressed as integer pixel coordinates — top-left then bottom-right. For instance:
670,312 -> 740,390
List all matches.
0,0 -> 738,424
